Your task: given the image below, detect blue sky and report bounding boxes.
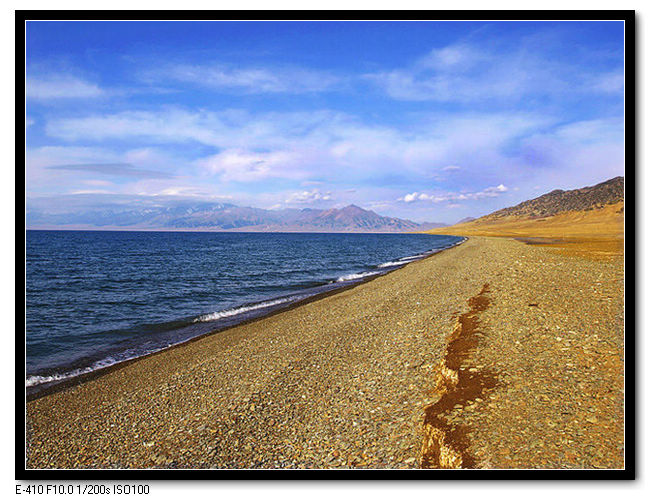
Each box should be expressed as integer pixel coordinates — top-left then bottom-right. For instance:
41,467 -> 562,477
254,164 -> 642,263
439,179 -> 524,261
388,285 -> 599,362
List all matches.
25,21 -> 625,223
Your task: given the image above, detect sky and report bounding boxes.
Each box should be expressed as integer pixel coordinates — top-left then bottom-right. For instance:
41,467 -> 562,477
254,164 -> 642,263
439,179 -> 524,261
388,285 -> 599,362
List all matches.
25,20 -> 625,224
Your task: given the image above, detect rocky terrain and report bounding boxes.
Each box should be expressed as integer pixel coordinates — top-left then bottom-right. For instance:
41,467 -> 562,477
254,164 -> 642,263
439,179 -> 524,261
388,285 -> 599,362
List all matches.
480,176 -> 624,221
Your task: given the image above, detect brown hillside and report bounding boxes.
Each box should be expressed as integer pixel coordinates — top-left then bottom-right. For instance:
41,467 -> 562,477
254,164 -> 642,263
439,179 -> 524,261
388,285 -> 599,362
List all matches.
483,176 -> 623,220
427,177 -> 624,259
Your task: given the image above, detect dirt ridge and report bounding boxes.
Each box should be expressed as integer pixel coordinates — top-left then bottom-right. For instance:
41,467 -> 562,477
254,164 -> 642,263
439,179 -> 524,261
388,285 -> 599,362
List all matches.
421,284 -> 498,469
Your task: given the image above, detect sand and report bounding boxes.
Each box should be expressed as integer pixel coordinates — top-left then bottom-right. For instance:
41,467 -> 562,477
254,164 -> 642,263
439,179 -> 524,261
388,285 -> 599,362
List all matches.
426,202 -> 625,260
25,236 -> 625,469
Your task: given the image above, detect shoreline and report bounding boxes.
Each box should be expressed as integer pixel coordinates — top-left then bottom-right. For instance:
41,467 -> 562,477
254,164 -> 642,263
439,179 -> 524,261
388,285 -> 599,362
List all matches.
26,236 -> 466,402
26,236 -> 624,469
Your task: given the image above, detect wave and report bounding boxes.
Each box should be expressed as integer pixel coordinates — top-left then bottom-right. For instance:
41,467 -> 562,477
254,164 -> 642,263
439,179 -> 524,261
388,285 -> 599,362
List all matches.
347,238 -> 467,280
400,253 -> 426,261
377,260 -> 407,268
380,252 -> 431,267
26,356 -> 125,387
193,295 -> 303,323
336,271 -> 382,282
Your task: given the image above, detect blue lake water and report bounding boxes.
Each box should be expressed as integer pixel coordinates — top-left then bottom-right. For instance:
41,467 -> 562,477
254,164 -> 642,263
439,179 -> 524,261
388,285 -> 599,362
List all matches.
25,230 -> 463,391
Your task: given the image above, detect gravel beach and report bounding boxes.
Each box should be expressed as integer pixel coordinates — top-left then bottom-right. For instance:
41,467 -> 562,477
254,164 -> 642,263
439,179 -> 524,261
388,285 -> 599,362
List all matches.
25,236 -> 625,469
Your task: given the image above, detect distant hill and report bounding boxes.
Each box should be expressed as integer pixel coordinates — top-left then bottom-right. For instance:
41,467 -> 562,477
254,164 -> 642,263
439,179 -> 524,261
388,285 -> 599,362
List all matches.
483,176 -> 624,221
456,216 -> 476,224
426,176 -> 625,242
27,197 -> 446,233
284,204 -> 419,232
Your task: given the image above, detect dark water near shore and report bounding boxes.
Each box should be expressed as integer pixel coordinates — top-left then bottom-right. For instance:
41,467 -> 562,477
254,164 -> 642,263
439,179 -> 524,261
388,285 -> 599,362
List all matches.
26,230 -> 463,390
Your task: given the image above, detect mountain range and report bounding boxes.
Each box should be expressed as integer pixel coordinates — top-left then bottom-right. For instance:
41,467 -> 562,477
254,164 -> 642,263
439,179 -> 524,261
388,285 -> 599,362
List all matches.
26,198 -> 447,233
29,177 -> 624,234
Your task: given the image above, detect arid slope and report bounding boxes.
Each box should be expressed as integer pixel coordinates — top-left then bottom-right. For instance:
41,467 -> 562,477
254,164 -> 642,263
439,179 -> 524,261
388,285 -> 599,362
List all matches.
427,178 -> 624,259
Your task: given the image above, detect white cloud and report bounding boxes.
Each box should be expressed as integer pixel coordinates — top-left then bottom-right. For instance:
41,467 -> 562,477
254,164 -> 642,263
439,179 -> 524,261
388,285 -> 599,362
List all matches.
195,149 -> 302,183
27,75 -> 103,99
40,106 -> 622,203
153,186 -> 233,198
366,41 -> 623,102
147,63 -> 340,94
400,192 -> 419,203
69,189 -> 113,195
46,109 -> 219,144
46,109 -> 349,150
83,179 -> 113,187
44,108 -> 548,187
591,71 -> 624,93
554,118 -> 623,144
24,145 -> 187,200
422,44 -> 476,69
26,146 -> 117,178
399,184 -> 509,204
517,117 -> 624,190
486,184 -> 508,193
285,189 -> 333,204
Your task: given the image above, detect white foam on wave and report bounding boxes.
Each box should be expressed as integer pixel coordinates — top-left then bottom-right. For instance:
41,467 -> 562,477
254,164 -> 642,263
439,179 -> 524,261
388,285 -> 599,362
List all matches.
26,356 -> 124,387
27,344 -> 185,388
336,271 -> 382,282
26,369 -> 91,387
379,240 -> 464,270
377,260 -> 406,268
400,254 -> 426,261
378,258 -> 419,268
193,296 -> 300,323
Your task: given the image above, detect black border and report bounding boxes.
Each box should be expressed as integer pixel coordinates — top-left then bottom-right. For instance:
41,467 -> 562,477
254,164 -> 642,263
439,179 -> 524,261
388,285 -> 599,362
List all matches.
17,10 -> 636,481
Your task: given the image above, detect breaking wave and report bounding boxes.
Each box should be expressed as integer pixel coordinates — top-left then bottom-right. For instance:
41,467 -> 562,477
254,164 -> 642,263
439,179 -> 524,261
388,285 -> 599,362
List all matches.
193,295 -> 304,323
336,271 -> 383,282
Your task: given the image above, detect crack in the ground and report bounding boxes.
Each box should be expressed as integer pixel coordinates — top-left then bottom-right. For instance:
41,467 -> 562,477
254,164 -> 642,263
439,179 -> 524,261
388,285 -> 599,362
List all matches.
421,283 -> 498,469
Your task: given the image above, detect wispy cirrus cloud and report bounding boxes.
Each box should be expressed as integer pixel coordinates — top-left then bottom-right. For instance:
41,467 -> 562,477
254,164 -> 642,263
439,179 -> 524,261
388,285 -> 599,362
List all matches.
82,179 -> 113,187
46,163 -> 174,179
194,149 -> 304,183
144,63 -> 341,94
36,104 -> 623,214
42,107 -> 549,185
516,117 -> 624,190
25,145 -> 183,197
27,75 -> 104,100
365,41 -> 624,102
590,71 -> 624,93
